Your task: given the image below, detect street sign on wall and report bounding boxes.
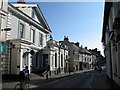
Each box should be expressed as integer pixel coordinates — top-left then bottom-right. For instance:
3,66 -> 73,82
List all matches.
0,43 -> 7,54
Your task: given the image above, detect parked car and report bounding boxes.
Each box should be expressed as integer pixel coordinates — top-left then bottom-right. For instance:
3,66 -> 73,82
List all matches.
94,66 -> 102,71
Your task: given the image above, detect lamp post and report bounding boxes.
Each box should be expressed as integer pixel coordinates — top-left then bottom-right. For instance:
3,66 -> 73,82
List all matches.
58,42 -> 64,74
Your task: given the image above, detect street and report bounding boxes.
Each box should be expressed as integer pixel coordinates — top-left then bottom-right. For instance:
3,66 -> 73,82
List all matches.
3,69 -> 120,90
29,69 -> 114,89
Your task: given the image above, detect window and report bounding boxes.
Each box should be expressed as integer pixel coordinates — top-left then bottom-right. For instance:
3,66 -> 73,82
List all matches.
31,29 -> 35,43
39,32 -> 43,46
52,55 -> 54,66
36,52 -> 38,67
61,54 -> 63,67
18,23 -> 24,38
90,58 -> 91,62
0,0 -> 3,9
22,51 -> 28,67
32,10 -> 35,18
66,55 -> 68,59
55,53 -> 57,67
85,58 -> 86,62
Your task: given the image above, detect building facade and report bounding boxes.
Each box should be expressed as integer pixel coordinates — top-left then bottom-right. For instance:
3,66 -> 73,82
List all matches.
102,1 -> 120,87
0,0 -> 9,41
2,2 -> 51,75
43,37 -> 69,76
60,36 -> 93,71
79,47 -> 92,69
60,37 -> 79,71
0,0 -> 9,89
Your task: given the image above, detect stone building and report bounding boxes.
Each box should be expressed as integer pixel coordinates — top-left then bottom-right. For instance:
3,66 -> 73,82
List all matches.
60,36 -> 93,71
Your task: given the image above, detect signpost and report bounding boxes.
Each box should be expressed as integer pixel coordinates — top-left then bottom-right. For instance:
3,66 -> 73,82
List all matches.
0,43 -> 7,54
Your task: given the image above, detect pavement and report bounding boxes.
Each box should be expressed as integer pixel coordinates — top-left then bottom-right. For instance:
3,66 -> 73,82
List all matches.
2,69 -> 120,89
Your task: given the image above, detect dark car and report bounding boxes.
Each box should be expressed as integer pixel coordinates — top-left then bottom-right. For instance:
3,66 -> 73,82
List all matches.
97,66 -> 102,71
94,66 -> 102,71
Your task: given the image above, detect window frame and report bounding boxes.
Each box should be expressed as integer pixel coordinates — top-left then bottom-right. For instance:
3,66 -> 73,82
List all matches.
0,0 -> 3,9
18,22 -> 25,39
31,29 -> 35,43
39,32 -> 43,46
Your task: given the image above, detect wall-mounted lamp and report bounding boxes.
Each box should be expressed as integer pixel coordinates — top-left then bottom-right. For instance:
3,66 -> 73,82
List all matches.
1,28 -> 11,31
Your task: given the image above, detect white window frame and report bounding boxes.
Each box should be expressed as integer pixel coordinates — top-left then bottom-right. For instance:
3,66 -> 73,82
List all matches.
31,29 -> 35,43
39,32 -> 43,46
0,0 -> 3,9
18,23 -> 25,38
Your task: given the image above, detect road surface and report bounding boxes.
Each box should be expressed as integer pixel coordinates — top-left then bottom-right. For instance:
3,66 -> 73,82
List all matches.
30,70 -> 112,89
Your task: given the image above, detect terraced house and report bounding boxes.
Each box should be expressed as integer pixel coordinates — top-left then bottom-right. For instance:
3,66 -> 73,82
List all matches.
60,36 -> 93,72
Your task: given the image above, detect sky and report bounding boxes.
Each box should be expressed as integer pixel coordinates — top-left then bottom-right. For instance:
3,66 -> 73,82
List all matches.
9,0 -> 105,55
37,2 -> 105,55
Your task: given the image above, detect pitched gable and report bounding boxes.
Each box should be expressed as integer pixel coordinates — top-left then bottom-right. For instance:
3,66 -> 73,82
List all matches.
32,5 -> 51,32
10,3 -> 51,33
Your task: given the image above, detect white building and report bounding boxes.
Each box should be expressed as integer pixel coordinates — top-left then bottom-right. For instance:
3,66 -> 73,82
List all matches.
0,0 -> 9,89
43,37 -> 69,76
0,0 -> 9,41
79,47 -> 92,69
2,2 -> 51,75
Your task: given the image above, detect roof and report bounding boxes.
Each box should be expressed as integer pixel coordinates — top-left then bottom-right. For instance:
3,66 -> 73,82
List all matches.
79,47 -> 91,55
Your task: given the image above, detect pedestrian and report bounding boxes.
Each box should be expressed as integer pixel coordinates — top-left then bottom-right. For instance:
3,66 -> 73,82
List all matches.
69,67 -> 70,74
46,71 -> 48,80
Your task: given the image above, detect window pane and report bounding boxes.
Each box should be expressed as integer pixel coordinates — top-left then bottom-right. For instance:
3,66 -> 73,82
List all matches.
18,23 -> 24,38
61,54 -> 63,67
0,0 -> 3,9
0,0 -> 1,9
31,29 -> 35,43
39,32 -> 43,46
55,53 -> 57,67
32,10 -> 35,18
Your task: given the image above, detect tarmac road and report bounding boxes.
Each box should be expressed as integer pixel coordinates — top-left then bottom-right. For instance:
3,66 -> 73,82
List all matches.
31,70 -> 113,89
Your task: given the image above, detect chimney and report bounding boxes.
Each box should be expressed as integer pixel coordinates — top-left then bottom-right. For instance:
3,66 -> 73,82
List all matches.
64,36 -> 69,41
17,0 -> 25,3
75,42 -> 79,47
94,48 -> 97,52
85,47 -> 87,50
50,35 -> 53,40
